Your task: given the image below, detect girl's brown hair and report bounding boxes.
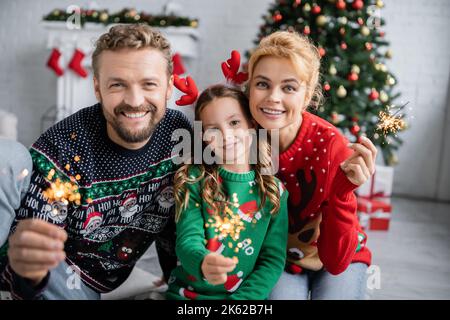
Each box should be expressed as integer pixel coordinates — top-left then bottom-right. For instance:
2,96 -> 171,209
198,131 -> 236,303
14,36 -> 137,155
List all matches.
174,84 -> 281,222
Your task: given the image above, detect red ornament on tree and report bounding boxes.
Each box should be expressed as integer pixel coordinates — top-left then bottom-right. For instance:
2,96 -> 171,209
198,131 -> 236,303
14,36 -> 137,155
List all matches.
312,5 -> 321,14
323,82 -> 331,91
293,0 -> 302,8
347,72 -> 359,82
368,89 -> 379,101
352,0 -> 364,10
336,0 -> 346,10
318,47 -> 326,57
365,42 -> 373,51
350,124 -> 361,136
303,25 -> 311,35
340,42 -> 348,50
273,11 -> 283,22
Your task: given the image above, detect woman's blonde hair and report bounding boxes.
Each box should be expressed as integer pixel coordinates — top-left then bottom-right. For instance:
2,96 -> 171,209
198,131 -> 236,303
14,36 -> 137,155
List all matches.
247,31 -> 323,109
174,84 -> 281,222
92,24 -> 173,78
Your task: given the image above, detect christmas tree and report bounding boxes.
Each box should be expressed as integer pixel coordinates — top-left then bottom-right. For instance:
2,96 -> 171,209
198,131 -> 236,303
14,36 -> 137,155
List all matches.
249,0 -> 405,165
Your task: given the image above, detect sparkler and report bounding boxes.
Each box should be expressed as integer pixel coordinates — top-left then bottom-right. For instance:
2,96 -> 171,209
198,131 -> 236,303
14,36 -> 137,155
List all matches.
43,169 -> 81,217
208,205 -> 245,242
377,102 -> 408,138
205,204 -> 246,262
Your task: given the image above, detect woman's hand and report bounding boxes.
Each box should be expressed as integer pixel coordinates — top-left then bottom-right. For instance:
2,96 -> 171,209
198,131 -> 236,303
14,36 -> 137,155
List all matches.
201,252 -> 236,285
340,136 -> 377,186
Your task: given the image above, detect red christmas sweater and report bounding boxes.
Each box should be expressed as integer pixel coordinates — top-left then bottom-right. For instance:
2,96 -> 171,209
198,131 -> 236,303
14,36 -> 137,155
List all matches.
277,111 -> 371,275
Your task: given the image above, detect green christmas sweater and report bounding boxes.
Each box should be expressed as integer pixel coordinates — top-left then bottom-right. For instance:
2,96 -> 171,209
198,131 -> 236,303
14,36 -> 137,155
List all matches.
166,166 -> 288,300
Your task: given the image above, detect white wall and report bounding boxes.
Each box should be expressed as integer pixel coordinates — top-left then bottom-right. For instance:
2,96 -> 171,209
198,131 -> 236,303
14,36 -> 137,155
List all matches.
381,0 -> 450,200
0,0 -> 449,200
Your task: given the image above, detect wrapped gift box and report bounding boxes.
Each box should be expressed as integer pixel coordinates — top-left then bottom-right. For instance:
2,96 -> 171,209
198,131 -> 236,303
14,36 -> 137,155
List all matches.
357,197 -> 392,231
357,165 -> 394,198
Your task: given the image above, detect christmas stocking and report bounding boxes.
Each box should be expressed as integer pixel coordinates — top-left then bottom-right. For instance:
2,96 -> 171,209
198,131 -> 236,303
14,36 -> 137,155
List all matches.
172,53 -> 186,75
68,48 -> 88,78
46,48 -> 64,77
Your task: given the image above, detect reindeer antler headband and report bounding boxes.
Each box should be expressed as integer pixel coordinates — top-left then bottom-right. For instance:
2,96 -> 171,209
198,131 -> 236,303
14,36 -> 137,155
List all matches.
173,50 -> 248,106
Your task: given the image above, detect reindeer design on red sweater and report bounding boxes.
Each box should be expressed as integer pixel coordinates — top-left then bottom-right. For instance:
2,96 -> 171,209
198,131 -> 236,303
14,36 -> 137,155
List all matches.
281,168 -> 323,271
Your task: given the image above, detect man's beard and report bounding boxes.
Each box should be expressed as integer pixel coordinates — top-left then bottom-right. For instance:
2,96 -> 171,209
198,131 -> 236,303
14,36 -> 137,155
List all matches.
102,100 -> 160,144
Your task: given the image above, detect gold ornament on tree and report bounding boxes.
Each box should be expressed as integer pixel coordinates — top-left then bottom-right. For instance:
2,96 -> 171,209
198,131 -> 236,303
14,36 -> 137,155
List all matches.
337,85 -> 347,98
329,64 -> 337,75
316,15 -> 327,27
360,26 -> 370,36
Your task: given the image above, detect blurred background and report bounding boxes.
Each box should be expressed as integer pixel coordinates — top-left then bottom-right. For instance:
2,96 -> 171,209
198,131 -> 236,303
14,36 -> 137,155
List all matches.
0,0 -> 449,299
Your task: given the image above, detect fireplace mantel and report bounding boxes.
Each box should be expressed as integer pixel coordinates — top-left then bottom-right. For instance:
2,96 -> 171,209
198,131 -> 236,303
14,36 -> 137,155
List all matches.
42,22 -> 199,122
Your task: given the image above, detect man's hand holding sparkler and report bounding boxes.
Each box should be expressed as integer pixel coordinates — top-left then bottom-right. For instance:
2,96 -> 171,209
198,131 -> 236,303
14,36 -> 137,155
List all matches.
8,219 -> 67,286
201,252 -> 236,285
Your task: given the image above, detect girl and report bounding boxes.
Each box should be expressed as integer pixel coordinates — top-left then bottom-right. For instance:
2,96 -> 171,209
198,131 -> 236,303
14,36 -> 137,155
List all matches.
246,31 -> 377,300
165,84 -> 288,300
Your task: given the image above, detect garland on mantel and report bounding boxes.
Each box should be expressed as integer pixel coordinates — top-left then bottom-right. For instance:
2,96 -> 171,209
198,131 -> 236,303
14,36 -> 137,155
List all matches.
43,7 -> 198,28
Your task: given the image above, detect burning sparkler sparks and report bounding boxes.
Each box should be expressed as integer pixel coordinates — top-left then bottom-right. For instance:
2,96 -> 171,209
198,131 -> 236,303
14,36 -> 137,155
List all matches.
209,205 -> 245,241
377,102 -> 409,138
43,170 -> 81,215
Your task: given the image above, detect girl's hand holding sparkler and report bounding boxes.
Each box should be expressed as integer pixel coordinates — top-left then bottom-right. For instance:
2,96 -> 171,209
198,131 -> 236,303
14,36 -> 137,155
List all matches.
8,219 -> 67,286
201,252 -> 236,285
340,136 -> 377,186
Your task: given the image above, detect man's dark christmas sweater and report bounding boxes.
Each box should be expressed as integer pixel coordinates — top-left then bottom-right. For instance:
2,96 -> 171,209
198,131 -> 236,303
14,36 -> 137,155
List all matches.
0,103 -> 192,299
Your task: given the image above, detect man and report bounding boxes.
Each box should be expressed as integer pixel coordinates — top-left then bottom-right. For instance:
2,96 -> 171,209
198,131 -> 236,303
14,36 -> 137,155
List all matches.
0,24 -> 191,299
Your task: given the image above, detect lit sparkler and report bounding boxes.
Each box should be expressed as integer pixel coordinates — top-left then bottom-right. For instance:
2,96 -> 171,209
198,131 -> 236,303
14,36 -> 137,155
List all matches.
377,102 -> 408,137
211,205 -> 245,241
43,170 -> 81,217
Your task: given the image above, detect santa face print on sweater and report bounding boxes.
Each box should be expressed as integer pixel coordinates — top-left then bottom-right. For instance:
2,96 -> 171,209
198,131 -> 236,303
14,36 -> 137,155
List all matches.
156,186 -> 175,212
119,193 -> 139,218
44,201 -> 68,224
